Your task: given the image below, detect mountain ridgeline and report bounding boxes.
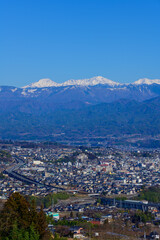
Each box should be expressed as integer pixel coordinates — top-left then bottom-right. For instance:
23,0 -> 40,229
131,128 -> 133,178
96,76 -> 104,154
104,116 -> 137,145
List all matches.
1,76 -> 160,142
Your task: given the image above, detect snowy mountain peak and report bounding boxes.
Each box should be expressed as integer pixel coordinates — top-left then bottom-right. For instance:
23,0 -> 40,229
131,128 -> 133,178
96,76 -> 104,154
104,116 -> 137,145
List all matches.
133,78 -> 160,85
61,76 -> 120,87
22,76 -> 120,88
23,78 -> 60,88
23,76 -> 160,89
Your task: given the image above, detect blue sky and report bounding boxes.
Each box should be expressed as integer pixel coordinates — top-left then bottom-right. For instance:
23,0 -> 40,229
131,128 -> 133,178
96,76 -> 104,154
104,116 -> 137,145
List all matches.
0,0 -> 160,87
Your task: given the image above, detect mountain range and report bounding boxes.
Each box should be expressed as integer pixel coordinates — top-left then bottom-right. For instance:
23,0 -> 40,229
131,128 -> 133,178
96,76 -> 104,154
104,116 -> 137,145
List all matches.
1,76 -> 160,143
23,76 -> 160,88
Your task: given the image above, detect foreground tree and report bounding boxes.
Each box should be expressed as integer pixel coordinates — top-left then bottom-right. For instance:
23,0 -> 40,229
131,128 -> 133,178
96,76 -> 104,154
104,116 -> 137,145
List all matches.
0,192 -> 50,240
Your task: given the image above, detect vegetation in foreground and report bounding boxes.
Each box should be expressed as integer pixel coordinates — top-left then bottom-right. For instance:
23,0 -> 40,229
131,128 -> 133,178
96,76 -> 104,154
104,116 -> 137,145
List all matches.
0,192 -> 50,240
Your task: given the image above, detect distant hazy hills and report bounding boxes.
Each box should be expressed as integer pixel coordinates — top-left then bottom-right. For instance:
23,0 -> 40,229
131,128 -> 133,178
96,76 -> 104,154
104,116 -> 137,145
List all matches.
1,76 -> 160,141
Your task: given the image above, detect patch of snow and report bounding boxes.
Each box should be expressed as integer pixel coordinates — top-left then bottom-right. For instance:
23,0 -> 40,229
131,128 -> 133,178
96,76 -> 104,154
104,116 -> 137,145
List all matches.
42,88 -> 48,91
11,88 -> 17,92
109,87 -> 127,91
28,89 -> 37,93
21,90 -> 27,96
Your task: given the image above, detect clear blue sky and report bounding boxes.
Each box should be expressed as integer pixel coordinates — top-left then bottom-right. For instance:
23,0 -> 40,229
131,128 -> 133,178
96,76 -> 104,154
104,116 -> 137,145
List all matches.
0,0 -> 160,87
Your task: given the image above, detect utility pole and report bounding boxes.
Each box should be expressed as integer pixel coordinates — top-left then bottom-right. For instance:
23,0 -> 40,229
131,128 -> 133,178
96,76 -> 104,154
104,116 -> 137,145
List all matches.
51,194 -> 54,212
113,198 -> 115,207
120,199 -> 122,209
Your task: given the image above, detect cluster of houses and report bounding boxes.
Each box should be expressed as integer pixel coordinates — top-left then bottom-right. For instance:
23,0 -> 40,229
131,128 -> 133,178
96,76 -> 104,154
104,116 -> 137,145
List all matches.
1,144 -> 160,199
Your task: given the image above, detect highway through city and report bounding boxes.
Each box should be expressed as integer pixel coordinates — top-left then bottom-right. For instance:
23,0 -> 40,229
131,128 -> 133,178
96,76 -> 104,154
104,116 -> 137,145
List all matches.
5,156 -> 65,190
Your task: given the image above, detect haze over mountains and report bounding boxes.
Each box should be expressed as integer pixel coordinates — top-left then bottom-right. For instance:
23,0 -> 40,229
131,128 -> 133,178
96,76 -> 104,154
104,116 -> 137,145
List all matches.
1,76 -> 160,143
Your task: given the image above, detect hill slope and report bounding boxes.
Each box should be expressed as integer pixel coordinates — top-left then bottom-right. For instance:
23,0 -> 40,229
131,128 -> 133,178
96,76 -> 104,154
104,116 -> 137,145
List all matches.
0,97 -> 160,140
1,77 -> 160,141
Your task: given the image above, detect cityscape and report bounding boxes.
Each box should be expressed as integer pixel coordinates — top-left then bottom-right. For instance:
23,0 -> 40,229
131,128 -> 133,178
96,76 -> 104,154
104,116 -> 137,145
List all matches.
1,142 -> 160,197
1,141 -> 160,239
1,0 -> 160,239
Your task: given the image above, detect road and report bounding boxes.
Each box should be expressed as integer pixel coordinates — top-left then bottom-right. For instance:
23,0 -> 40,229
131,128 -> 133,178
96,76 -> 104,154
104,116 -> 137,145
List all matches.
5,155 -> 65,190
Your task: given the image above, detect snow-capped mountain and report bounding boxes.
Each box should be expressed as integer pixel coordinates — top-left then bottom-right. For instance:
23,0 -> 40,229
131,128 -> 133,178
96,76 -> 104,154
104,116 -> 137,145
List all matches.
133,78 -> 160,85
23,76 -> 160,89
1,76 -> 160,140
23,78 -> 60,88
61,76 -> 120,87
23,76 -> 120,88
6,75 -> 160,108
